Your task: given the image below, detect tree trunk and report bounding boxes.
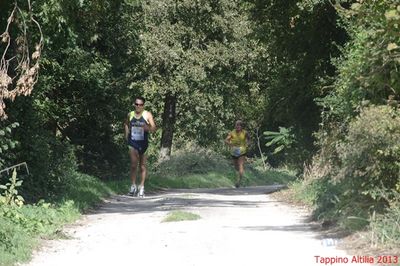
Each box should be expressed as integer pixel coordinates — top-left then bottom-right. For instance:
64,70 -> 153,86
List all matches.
159,93 -> 177,162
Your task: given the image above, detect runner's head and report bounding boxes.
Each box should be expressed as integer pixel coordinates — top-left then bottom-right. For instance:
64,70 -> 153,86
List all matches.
235,120 -> 243,131
134,96 -> 145,110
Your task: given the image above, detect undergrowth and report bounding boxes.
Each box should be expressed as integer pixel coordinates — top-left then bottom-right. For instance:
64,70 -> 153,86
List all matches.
0,171 -> 114,266
148,147 -> 295,189
287,177 -> 400,253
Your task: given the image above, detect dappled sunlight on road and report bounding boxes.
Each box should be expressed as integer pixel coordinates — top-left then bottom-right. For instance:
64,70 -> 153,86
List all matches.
23,186 -> 373,266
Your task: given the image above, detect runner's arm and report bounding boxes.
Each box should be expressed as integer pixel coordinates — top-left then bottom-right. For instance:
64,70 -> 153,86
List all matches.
144,112 -> 157,133
124,113 -> 130,141
225,133 -> 233,146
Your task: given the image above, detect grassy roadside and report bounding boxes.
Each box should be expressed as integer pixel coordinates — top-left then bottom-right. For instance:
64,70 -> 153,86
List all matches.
0,151 -> 295,266
272,179 -> 400,263
145,150 -> 296,190
0,172 -> 117,266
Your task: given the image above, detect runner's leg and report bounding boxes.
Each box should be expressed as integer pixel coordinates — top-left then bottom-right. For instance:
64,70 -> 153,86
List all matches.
238,156 -> 245,177
129,147 -> 140,186
237,156 -> 245,185
232,157 -> 238,171
233,157 -> 241,187
139,154 -> 147,187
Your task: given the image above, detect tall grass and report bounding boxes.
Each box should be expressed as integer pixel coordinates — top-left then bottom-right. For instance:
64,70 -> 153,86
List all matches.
369,191 -> 400,249
147,146 -> 295,189
288,164 -> 400,251
0,172 -> 115,266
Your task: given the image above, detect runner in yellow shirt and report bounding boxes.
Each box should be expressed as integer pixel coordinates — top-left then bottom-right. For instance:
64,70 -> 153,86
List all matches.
225,120 -> 250,188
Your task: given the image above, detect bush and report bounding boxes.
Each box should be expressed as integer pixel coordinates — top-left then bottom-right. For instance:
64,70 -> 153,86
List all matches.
0,171 -> 114,266
0,200 -> 79,266
336,105 -> 400,200
318,0 -> 400,125
303,105 -> 400,230
0,216 -> 35,266
153,143 -> 232,178
19,132 -> 77,202
147,144 -> 234,189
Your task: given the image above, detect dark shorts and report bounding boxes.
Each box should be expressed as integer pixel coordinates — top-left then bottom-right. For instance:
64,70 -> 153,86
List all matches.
128,142 -> 148,155
231,153 -> 247,159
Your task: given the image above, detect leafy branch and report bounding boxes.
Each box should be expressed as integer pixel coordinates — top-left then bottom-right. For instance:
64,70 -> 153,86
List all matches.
0,122 -> 19,168
264,126 -> 296,155
0,0 -> 43,120
0,169 -> 24,207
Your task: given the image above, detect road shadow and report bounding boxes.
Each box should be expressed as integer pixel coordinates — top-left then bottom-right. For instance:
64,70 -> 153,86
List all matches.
163,184 -> 287,196
89,185 -> 287,216
241,224 -> 322,232
85,184 -> 344,245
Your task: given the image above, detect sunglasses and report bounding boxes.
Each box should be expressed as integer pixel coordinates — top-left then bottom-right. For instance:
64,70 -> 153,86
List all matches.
134,103 -> 144,106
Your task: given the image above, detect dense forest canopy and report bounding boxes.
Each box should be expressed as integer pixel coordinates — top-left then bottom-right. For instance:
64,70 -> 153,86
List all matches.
1,0 -> 399,205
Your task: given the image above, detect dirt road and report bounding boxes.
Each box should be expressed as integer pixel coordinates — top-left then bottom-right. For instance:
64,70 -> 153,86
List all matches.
23,186 -> 371,266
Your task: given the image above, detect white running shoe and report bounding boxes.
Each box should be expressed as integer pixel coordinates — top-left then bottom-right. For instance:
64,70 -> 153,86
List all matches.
129,184 -> 137,196
138,185 -> 145,198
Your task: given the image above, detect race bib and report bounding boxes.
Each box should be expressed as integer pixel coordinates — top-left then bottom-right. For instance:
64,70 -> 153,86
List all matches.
233,147 -> 241,157
131,126 -> 144,141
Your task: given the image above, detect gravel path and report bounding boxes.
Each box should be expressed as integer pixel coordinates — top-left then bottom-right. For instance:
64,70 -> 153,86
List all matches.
22,186 -> 371,266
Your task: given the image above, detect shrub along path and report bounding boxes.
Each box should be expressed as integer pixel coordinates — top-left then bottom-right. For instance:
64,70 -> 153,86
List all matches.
23,186 -> 372,266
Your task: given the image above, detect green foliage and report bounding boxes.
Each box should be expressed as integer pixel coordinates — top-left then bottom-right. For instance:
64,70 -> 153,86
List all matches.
298,0 -> 400,238
132,0 -> 262,146
0,171 -> 116,266
0,170 -> 24,207
288,179 -> 319,206
149,172 -> 234,190
0,122 -> 19,169
264,127 -> 296,155
319,0 -> 400,125
303,106 -> 399,225
0,217 -> 36,266
300,106 -> 400,230
336,105 -> 400,198
147,145 -> 296,189
305,176 -> 344,219
149,144 -> 233,188
244,164 -> 297,187
17,129 -> 78,201
263,126 -> 312,171
369,190 -> 400,249
0,200 -> 79,266
61,172 -> 114,211
153,144 -> 231,177
0,200 -> 77,236
248,0 -> 345,166
16,0 -> 130,179
290,175 -> 371,230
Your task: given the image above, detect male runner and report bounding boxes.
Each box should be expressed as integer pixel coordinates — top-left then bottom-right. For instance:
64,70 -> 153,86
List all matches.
124,96 -> 156,197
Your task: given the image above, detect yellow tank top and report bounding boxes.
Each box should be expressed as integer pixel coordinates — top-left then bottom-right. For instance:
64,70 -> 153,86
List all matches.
230,130 -> 247,156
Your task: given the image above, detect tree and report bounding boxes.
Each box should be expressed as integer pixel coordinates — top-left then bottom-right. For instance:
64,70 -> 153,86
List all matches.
133,0 -> 261,160
0,0 -> 43,120
18,0 -> 135,178
1,0 -> 137,200
247,0 -> 346,166
319,0 -> 400,125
